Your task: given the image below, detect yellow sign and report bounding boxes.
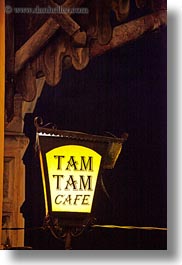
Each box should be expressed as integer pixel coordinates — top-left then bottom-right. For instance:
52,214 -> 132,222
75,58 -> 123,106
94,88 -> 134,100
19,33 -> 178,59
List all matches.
45,145 -> 101,213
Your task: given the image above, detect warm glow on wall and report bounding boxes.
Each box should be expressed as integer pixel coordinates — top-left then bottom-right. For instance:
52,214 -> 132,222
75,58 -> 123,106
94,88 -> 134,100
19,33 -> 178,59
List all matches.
0,1 -> 5,164
0,0 -> 5,247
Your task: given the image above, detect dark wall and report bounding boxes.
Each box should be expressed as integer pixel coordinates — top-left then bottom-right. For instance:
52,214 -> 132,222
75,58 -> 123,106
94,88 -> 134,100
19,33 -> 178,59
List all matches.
22,26 -> 167,249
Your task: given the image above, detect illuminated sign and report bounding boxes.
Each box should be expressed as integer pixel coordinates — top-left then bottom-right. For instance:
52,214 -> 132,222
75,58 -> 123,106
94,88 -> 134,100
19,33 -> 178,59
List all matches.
45,145 -> 101,213
35,117 -> 128,248
35,116 -> 128,222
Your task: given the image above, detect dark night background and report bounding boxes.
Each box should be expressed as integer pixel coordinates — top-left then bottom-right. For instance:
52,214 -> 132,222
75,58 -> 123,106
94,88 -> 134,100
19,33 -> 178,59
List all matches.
22,25 -> 167,250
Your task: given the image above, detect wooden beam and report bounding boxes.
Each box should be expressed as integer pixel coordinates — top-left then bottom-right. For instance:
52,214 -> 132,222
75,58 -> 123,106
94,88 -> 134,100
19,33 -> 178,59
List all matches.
50,0 -> 80,36
52,13 -> 87,47
15,0 -> 85,74
15,17 -> 60,74
15,9 -> 166,77
50,0 -> 87,47
35,9 -> 167,79
0,0 -> 5,249
53,13 -> 80,36
90,10 -> 167,58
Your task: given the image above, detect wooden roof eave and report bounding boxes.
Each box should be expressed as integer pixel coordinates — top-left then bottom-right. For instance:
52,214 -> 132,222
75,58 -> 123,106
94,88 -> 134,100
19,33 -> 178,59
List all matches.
5,0 -> 167,122
15,10 -> 167,95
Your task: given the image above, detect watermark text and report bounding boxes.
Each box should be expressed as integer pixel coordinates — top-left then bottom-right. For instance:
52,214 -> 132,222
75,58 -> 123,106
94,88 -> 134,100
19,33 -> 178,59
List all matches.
5,5 -> 89,15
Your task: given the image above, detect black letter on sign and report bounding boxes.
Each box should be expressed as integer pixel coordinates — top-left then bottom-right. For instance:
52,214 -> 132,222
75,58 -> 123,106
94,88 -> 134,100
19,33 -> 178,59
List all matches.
53,175 -> 64,190
80,156 -> 93,171
82,195 -> 90,205
66,156 -> 78,171
74,195 -> 82,205
65,175 -> 77,190
63,195 -> 72,205
55,195 -> 64,204
54,155 -> 65,170
79,175 -> 92,191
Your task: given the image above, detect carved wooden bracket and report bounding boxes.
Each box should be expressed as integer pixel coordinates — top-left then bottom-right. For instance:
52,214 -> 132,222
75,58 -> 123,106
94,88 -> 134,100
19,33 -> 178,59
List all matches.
5,0 -> 167,122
